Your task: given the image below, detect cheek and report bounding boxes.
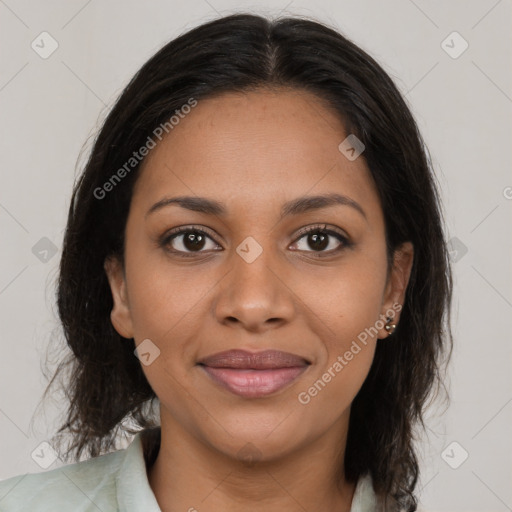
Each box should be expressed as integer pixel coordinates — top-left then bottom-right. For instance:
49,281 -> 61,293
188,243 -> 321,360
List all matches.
296,276 -> 379,417
291,255 -> 387,346
289,255 -> 384,411
298,342 -> 376,426
124,247 -> 217,342
123,256 -> 206,406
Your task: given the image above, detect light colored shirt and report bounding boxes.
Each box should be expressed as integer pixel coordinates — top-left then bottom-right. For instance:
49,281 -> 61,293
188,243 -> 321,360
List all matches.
0,431 -> 378,511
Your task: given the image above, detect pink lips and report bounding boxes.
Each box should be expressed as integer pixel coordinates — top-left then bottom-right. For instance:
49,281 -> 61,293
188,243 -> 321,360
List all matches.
198,349 -> 310,398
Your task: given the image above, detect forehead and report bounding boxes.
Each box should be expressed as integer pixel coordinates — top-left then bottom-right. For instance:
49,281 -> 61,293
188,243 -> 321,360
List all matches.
132,88 -> 381,221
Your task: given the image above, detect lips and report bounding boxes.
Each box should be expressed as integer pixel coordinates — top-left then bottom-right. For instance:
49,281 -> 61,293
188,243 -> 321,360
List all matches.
199,349 -> 310,369
198,349 -> 310,398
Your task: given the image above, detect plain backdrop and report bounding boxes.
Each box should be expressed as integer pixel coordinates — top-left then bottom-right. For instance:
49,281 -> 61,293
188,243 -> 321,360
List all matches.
0,1 -> 511,511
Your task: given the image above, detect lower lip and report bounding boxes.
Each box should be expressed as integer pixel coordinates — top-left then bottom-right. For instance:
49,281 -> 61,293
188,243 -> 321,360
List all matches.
200,366 -> 308,398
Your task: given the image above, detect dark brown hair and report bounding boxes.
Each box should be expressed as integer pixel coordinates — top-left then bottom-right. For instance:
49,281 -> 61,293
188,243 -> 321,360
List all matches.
43,13 -> 453,511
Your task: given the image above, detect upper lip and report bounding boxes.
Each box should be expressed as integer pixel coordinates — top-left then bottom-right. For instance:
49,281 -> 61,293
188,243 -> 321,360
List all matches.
198,349 -> 310,369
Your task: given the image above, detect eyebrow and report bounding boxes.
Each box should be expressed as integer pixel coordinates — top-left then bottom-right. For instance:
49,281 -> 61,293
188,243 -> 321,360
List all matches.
146,193 -> 367,222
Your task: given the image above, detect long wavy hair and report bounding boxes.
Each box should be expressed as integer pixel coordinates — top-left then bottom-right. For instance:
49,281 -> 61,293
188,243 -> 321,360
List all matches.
41,13 -> 453,511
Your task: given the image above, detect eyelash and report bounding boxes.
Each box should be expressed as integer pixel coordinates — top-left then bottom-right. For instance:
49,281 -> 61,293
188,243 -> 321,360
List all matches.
159,224 -> 352,258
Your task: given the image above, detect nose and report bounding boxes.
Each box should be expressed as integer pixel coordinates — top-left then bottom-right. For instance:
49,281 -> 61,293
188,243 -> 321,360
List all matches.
213,243 -> 295,333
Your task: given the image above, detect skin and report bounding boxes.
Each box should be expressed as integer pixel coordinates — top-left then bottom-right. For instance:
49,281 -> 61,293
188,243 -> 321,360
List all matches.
105,87 -> 414,512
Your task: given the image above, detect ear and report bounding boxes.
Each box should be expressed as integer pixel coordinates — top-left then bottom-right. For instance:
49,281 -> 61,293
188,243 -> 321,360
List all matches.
377,241 -> 414,339
104,255 -> 134,339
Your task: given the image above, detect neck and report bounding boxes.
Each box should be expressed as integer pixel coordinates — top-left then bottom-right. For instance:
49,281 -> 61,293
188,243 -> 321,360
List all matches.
147,410 -> 356,512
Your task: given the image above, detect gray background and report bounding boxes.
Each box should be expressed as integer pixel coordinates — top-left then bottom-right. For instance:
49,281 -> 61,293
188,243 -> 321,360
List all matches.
1,1 -> 511,511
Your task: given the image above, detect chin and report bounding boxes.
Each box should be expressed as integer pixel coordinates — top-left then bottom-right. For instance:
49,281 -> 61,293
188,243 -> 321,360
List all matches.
204,417 -> 311,462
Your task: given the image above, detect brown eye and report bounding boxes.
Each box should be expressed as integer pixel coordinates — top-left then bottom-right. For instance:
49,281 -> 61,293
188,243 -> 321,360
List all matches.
305,232 -> 329,251
162,228 -> 221,255
180,231 -> 207,251
292,226 -> 350,255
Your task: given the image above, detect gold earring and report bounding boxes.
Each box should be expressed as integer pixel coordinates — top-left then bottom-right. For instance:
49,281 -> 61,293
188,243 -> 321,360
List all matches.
384,316 -> 397,335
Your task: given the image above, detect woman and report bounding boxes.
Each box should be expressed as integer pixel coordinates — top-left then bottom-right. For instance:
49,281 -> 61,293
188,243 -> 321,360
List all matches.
0,12 -> 453,512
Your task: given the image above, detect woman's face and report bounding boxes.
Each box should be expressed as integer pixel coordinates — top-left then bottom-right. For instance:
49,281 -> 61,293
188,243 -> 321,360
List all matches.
105,88 -> 413,462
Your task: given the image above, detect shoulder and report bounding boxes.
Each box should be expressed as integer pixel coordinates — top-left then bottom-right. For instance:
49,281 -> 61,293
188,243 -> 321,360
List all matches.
351,473 -> 405,512
351,473 -> 377,512
0,432 -> 159,512
0,446 -> 125,512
